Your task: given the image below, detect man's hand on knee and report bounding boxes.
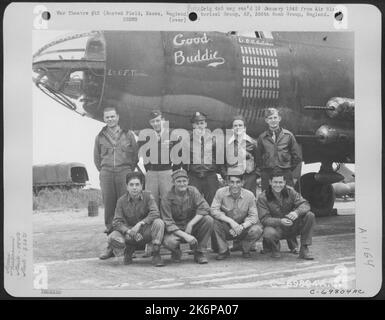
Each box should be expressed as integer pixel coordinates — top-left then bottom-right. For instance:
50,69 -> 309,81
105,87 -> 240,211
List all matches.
280,218 -> 293,227
285,211 -> 298,221
125,229 -> 136,241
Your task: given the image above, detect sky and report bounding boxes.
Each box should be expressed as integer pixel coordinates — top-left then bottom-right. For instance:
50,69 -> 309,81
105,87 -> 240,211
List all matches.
32,30 -> 354,189
33,31 -> 104,188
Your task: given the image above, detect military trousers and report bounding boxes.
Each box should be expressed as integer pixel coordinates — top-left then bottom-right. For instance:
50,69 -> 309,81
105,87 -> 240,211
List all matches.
263,211 -> 316,251
163,215 -> 214,253
145,169 -> 173,207
100,168 -> 132,234
108,218 -> 165,252
212,220 -> 263,254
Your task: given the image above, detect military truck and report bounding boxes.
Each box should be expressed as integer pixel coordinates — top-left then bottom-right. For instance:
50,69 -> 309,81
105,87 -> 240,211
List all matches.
33,162 -> 89,193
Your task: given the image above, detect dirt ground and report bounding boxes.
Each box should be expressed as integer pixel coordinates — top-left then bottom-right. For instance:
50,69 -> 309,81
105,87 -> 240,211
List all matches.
33,199 -> 355,292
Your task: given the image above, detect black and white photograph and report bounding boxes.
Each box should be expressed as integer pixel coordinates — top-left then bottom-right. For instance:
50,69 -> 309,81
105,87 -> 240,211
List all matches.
31,29 -> 357,290
3,3 -> 382,298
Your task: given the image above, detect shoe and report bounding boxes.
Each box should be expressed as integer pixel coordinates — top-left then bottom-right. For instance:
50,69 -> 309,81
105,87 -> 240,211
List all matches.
298,246 -> 314,260
261,239 -> 280,254
242,251 -> 252,259
171,247 -> 182,263
271,251 -> 281,259
194,252 -> 208,264
230,241 -> 242,252
123,245 -> 136,265
216,249 -> 230,260
290,248 -> 299,254
99,247 -> 114,260
152,245 -> 165,267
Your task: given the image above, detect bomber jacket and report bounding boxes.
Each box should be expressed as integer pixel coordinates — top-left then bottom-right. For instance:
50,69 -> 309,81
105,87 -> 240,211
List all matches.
94,126 -> 139,172
256,128 -> 302,170
112,191 -> 160,234
257,186 -> 311,227
160,185 -> 210,233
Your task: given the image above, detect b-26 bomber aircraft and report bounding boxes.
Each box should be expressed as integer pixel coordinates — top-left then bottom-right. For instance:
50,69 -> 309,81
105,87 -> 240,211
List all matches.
32,30 -> 354,216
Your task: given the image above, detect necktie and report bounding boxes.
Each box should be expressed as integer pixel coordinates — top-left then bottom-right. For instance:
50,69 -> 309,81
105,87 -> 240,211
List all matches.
201,136 -> 205,164
272,131 -> 276,142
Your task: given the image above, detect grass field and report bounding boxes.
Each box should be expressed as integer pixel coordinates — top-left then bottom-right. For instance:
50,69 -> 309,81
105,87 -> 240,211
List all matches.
33,188 -> 103,211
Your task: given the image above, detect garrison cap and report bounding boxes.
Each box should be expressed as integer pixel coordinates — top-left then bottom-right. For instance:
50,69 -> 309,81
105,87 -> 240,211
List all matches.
172,168 -> 188,180
191,111 -> 207,123
149,109 -> 162,120
227,167 -> 245,179
264,108 -> 280,118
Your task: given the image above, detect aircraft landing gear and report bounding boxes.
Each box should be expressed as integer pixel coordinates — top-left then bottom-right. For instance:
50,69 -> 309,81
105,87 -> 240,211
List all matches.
295,173 -> 336,217
295,161 -> 342,217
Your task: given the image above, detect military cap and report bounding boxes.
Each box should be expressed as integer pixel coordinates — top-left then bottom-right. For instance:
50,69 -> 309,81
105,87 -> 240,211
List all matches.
190,111 -> 207,123
227,167 -> 245,179
171,168 -> 189,180
149,109 -> 162,120
264,108 -> 280,118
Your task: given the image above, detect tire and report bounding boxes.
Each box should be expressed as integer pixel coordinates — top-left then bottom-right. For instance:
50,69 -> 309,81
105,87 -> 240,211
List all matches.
295,172 -> 336,217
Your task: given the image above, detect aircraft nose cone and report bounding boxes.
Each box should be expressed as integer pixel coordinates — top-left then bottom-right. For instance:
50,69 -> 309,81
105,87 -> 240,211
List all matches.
32,31 -> 106,117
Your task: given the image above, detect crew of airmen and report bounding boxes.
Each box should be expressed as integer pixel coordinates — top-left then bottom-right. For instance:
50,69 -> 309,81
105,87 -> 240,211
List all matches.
94,107 -> 316,267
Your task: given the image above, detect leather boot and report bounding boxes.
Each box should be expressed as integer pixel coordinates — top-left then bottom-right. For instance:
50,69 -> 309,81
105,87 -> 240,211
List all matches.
124,245 -> 136,265
194,251 -> 208,264
171,246 -> 182,263
216,249 -> 230,260
270,240 -> 281,258
152,244 -> 165,267
299,245 -> 314,260
99,246 -> 114,260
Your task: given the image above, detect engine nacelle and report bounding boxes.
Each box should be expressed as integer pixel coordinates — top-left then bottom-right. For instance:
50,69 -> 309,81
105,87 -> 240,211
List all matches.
325,97 -> 354,121
315,125 -> 354,144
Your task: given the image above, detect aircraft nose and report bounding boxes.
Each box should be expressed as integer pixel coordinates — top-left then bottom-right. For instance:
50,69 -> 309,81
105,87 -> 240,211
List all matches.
32,31 -> 106,117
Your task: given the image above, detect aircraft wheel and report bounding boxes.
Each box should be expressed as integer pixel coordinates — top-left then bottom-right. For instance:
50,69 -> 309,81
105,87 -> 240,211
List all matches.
295,172 -> 336,217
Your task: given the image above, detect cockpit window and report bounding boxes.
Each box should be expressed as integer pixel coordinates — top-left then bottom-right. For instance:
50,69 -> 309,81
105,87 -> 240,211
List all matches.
62,71 -> 84,99
33,31 -> 106,116
33,35 -> 88,63
228,31 -> 264,38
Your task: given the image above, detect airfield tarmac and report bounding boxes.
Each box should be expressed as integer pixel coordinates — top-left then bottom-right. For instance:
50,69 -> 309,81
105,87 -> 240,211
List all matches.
33,199 -> 355,292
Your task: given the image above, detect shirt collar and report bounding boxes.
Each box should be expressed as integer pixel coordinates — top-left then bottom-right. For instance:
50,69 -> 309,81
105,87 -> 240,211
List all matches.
268,126 -> 282,136
224,187 -> 245,199
127,191 -> 143,202
168,186 -> 191,199
193,128 -> 210,138
228,132 -> 253,145
105,125 -> 121,136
